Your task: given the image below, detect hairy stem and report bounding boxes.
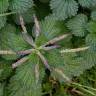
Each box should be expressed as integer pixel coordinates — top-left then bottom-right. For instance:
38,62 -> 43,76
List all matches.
19,15 -> 36,47
35,64 -> 40,84
12,56 -> 29,68
37,51 -> 51,71
42,45 -> 60,51
0,12 -> 16,17
33,14 -> 41,37
60,46 -> 89,53
41,34 -> 70,47
19,15 -> 27,33
0,50 -> 16,55
18,49 -> 35,55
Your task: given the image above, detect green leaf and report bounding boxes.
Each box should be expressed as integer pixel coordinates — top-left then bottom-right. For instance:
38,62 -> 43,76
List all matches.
87,21 -> 96,34
0,83 -> 5,96
86,34 -> 96,51
10,0 -> 34,13
0,24 -> 31,60
42,15 -> 68,39
78,0 -> 96,8
0,24 -> 30,51
67,14 -> 88,37
81,50 -> 96,70
0,59 -> 12,81
0,0 -> 9,29
44,49 -> 65,68
0,16 -> 6,29
65,58 -> 86,77
13,8 -> 34,25
35,33 -> 48,47
50,0 -> 78,20
61,52 -> 82,77
61,51 -> 96,78
0,0 -> 9,13
8,54 -> 43,96
36,15 -> 68,46
44,49 -> 67,82
91,10 -> 96,21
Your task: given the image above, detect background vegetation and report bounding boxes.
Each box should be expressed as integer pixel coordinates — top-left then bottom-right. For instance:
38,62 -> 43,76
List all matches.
0,0 -> 96,96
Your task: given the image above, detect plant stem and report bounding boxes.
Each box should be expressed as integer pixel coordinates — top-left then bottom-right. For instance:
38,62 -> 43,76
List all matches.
42,45 -> 60,51
0,50 -> 16,55
35,64 -> 39,84
54,68 -> 96,96
53,68 -> 71,83
71,88 -> 85,96
37,51 -> 51,71
79,87 -> 96,96
60,46 -> 89,53
0,12 -> 16,17
19,15 -> 36,47
18,49 -> 35,55
33,14 -> 41,37
41,34 -> 70,47
12,56 -> 29,68
72,82 -> 96,91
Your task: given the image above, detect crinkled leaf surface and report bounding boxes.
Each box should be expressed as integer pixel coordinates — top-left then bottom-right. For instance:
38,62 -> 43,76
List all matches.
78,0 -> 96,8
50,0 -> 78,20
67,14 -> 88,37
10,0 -> 34,13
0,24 -> 31,60
36,15 -> 68,46
0,0 -> 9,29
8,54 -> 44,96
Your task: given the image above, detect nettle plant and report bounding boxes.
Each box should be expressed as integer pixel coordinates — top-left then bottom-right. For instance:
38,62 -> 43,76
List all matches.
0,0 -> 96,96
